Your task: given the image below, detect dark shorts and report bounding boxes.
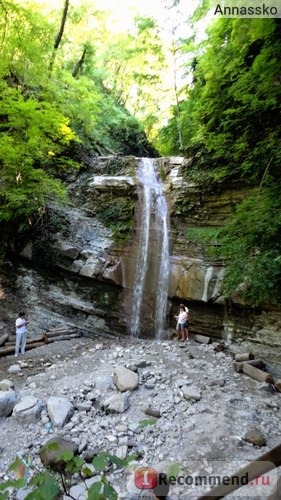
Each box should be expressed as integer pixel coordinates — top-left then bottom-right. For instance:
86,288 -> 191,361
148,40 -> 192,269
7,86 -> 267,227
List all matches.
177,322 -> 188,330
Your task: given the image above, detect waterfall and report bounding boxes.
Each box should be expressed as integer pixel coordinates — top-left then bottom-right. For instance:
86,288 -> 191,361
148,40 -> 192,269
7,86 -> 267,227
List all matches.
202,266 -> 213,302
130,158 -> 170,338
213,267 -> 225,297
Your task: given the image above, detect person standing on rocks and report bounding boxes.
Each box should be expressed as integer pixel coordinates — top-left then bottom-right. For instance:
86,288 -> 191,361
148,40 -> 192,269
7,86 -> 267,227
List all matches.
15,312 -> 28,357
180,303 -> 189,340
175,305 -> 189,341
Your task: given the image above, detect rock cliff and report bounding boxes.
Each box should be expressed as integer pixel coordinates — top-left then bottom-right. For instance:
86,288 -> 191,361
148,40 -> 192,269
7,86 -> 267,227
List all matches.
0,156 -> 280,372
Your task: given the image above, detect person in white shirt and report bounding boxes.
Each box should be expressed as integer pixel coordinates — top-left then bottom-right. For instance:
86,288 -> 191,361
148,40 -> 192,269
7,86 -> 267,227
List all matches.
175,305 -> 189,341
15,312 -> 28,356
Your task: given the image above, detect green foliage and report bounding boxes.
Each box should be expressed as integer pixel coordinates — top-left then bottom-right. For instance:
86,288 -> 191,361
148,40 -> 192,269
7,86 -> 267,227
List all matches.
156,17 -> 281,306
167,463 -> 181,480
185,227 -> 220,245
96,198 -> 136,245
29,207 -> 70,267
0,450 -> 139,500
0,0 -> 160,254
138,418 -> 157,428
212,189 -> 281,305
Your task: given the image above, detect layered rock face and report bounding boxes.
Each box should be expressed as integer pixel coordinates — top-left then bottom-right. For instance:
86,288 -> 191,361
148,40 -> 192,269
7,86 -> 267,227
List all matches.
1,156 -> 280,371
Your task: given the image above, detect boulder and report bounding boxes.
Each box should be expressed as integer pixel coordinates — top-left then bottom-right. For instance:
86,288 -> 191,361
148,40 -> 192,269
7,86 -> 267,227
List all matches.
0,390 -> 17,417
54,241 -> 82,259
47,396 -> 74,428
89,176 -> 135,192
244,428 -> 266,447
13,396 -> 43,423
40,436 -> 78,472
114,366 -> 139,392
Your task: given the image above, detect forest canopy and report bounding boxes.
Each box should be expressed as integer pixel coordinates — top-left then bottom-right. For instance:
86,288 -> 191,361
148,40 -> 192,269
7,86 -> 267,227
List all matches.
0,0 -> 280,306
157,15 -> 281,305
0,0 -> 161,245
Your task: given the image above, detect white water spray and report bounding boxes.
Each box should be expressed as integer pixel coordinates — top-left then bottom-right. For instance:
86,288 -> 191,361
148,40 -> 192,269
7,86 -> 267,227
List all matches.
202,266 -> 214,302
130,158 -> 170,338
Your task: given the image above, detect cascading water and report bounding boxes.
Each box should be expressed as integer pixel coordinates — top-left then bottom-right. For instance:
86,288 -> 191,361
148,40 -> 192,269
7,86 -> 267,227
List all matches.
202,266 -> 214,302
130,158 -> 170,338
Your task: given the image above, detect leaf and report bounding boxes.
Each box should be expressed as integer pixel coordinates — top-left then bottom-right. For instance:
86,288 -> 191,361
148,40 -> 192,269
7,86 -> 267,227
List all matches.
0,479 -> 25,492
103,483 -> 118,500
167,463 -> 181,480
59,450 -> 74,462
92,453 -> 110,472
25,476 -> 60,500
87,481 -> 105,499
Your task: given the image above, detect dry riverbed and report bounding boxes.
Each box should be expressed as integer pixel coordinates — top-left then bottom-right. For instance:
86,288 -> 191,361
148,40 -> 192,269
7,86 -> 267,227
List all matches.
0,334 -> 280,499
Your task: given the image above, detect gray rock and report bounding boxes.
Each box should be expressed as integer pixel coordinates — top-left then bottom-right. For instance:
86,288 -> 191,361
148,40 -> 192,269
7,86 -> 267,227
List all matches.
89,175 -> 135,192
0,379 -> 14,391
244,428 -> 266,447
15,487 -> 34,500
144,383 -> 155,390
115,444 -> 128,460
66,484 -> 87,499
0,390 -> 17,417
144,407 -> 161,418
102,393 -> 130,413
47,396 -> 74,428
8,364 -> 21,374
13,396 -> 43,423
114,366 -> 139,392
54,241 -> 82,259
74,401 -> 92,412
181,386 -> 201,401
79,260 -> 102,277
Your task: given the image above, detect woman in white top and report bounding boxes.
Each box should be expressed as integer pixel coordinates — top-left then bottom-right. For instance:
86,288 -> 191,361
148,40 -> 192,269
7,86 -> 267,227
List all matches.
175,305 -> 188,341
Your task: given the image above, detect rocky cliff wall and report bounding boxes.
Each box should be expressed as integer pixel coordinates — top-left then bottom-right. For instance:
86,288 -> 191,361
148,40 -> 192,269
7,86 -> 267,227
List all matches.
0,156 -> 280,372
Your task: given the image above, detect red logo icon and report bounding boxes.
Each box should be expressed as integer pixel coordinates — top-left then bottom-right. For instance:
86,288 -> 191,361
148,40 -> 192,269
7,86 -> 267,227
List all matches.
134,467 -> 158,489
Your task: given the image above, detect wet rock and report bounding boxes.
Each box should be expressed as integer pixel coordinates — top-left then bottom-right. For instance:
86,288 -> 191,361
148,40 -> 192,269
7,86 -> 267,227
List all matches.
40,436 -> 78,472
244,428 -> 266,447
0,390 -> 17,417
114,366 -> 139,392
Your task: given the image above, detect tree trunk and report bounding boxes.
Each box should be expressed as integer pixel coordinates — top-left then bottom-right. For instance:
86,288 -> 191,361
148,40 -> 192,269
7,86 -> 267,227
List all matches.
233,359 -> 265,373
198,443 -> 281,500
72,45 -> 87,77
47,333 -> 81,343
235,352 -> 254,362
49,0 -> 69,74
242,363 -> 274,384
0,334 -> 9,347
